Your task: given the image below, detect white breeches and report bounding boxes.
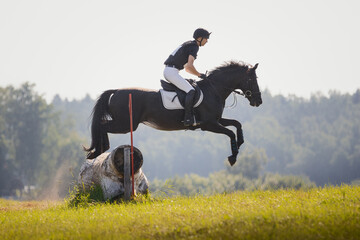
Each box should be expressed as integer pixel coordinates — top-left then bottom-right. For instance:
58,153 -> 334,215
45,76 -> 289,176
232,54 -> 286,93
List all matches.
163,66 -> 194,93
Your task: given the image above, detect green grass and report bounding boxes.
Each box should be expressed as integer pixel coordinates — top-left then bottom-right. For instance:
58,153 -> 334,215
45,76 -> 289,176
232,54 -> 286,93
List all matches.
1,185 -> 359,240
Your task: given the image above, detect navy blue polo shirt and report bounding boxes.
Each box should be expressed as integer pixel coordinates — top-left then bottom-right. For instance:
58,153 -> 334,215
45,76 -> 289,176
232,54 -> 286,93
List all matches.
164,40 -> 199,70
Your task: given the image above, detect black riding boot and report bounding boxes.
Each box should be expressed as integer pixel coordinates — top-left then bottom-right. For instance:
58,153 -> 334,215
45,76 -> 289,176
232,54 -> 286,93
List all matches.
184,90 -> 196,127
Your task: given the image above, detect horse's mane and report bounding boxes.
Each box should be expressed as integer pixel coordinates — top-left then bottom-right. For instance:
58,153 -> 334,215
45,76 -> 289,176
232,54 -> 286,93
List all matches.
207,61 -> 250,78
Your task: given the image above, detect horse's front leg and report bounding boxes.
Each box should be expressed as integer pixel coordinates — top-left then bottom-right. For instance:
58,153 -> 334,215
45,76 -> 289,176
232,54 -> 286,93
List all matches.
201,121 -> 238,166
219,118 -> 244,149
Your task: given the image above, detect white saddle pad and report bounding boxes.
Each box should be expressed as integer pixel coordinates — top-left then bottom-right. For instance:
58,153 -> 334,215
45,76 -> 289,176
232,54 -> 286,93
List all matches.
159,89 -> 204,110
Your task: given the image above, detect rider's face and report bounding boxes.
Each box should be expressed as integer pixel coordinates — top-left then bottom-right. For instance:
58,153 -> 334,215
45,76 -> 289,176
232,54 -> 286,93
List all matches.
201,38 -> 208,46
196,37 -> 208,46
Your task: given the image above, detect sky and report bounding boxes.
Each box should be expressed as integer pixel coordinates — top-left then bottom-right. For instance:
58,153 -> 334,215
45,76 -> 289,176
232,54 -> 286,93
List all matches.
1,0 -> 359,102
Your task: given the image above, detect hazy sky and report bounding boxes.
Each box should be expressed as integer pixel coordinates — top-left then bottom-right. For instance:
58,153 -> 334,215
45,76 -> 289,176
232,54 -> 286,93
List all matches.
1,0 -> 359,102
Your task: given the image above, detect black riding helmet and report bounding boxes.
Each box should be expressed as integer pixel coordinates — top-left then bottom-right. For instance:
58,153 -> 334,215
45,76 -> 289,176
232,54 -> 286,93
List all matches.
193,28 -> 211,40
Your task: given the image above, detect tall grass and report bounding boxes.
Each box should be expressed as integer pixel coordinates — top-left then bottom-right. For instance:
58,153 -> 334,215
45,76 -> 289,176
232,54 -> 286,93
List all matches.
1,185 -> 359,240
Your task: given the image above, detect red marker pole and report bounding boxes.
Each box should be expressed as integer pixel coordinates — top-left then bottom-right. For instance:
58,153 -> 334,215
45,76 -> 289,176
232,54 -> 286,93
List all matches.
129,94 -> 135,197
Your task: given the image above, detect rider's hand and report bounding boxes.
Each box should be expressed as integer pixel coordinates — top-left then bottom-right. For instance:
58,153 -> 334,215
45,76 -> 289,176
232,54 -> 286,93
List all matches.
199,73 -> 207,80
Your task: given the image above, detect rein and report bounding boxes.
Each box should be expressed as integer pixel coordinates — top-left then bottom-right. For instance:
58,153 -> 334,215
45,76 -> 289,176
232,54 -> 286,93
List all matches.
226,92 -> 238,108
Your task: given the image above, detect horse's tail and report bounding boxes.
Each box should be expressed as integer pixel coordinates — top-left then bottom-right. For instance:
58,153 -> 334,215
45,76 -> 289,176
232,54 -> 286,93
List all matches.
84,89 -> 117,159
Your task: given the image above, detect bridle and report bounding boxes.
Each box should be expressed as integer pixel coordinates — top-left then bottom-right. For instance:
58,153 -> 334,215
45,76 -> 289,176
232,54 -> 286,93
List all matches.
234,78 -> 261,99
225,78 -> 260,108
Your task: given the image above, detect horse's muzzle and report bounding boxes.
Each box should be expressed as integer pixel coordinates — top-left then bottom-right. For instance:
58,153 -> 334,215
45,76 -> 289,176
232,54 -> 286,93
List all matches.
250,99 -> 262,107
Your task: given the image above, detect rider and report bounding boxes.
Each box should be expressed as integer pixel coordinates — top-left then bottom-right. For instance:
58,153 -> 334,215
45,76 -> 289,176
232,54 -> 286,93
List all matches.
164,28 -> 211,127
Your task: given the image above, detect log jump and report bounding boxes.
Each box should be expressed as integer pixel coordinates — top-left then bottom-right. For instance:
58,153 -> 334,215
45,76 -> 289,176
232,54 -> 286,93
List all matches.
78,145 -> 148,200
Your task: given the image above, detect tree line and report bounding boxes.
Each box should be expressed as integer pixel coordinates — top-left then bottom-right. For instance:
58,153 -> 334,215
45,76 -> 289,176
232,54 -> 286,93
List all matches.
149,149 -> 316,197
1,83 -> 359,198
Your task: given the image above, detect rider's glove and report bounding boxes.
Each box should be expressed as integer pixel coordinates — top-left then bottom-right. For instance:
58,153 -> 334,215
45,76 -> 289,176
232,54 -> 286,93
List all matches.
199,73 -> 207,80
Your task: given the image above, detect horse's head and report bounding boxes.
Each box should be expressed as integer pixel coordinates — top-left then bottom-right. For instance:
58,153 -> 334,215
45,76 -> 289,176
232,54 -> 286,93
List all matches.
241,63 -> 262,107
206,61 -> 262,107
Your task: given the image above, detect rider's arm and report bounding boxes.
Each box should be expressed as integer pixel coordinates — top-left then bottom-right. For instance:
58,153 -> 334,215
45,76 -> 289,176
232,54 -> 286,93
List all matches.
184,55 -> 201,77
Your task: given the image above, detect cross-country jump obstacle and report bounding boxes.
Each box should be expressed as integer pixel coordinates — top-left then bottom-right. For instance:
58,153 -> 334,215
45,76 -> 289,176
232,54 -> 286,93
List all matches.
79,94 -> 148,201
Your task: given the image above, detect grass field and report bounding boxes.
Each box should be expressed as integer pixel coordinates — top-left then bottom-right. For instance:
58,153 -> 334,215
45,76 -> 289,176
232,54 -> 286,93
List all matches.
1,185 -> 359,240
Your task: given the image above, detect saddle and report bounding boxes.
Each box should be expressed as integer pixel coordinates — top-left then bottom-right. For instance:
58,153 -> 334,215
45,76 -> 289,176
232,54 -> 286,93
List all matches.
160,79 -> 202,108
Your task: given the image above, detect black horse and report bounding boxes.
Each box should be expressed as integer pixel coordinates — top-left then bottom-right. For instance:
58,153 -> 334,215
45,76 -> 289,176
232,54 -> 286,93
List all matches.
85,61 -> 262,166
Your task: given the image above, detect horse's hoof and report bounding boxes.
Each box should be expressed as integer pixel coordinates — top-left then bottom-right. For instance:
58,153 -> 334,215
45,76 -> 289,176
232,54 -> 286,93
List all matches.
86,152 -> 96,159
86,151 -> 100,160
228,155 -> 237,166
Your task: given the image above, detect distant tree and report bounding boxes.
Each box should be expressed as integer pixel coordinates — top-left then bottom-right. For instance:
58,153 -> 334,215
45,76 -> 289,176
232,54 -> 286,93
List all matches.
352,89 -> 360,104
0,83 -> 50,188
0,83 -> 86,198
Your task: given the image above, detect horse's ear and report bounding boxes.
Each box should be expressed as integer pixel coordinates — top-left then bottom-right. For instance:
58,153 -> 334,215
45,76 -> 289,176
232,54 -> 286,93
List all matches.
253,63 -> 259,70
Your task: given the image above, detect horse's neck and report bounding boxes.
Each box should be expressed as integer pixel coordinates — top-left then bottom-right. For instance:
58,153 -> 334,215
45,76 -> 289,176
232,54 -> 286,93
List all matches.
205,76 -> 236,100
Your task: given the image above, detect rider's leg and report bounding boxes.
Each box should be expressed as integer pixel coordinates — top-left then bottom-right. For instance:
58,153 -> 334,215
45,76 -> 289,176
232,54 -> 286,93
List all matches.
164,67 -> 197,126
183,89 -> 196,126
163,67 -> 194,93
